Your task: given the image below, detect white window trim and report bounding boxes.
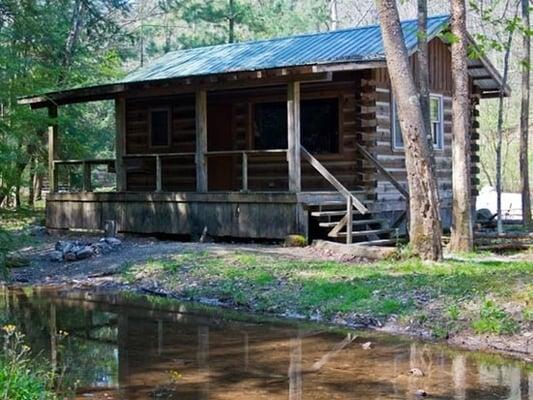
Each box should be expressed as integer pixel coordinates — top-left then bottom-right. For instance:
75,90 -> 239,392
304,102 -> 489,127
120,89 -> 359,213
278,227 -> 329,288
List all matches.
430,94 -> 444,151
391,94 -> 444,151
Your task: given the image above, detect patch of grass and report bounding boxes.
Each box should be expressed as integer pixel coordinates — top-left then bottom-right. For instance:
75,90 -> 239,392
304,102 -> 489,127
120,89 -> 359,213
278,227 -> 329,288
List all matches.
472,300 -> 518,335
0,207 -> 44,233
377,298 -> 406,315
447,304 -> 461,321
123,247 -> 532,338
0,207 -> 45,272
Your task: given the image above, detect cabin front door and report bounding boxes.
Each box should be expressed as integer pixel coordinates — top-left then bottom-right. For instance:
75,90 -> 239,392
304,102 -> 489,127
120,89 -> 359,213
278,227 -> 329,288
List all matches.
207,103 -> 235,191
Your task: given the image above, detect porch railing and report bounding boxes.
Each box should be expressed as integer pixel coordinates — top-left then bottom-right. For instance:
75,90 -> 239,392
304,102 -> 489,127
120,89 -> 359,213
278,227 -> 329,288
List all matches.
301,145 -> 367,244
355,143 -> 409,229
53,159 -> 115,192
124,149 -> 288,192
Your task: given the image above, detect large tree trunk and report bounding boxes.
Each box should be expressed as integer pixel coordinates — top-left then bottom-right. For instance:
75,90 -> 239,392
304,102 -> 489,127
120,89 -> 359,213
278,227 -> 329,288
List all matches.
376,0 -> 442,261
520,0 -> 531,227
449,0 -> 473,252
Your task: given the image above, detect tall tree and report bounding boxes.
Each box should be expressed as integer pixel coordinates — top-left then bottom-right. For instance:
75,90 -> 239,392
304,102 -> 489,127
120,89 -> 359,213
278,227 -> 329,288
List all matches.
449,0 -> 473,252
376,0 -> 443,261
417,0 -> 430,141
496,11 -> 517,234
519,0 -> 531,227
329,0 -> 339,30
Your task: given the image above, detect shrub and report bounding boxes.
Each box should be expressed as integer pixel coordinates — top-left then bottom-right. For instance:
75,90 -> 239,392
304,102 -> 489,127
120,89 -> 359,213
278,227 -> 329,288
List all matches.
284,234 -> 307,247
472,300 -> 518,335
0,325 -> 60,400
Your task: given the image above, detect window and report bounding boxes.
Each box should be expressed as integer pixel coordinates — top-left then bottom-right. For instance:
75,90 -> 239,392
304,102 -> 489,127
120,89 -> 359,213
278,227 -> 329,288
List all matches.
429,96 -> 444,150
149,108 -> 170,147
392,94 -> 444,150
301,98 -> 339,153
253,98 -> 339,153
254,102 -> 287,150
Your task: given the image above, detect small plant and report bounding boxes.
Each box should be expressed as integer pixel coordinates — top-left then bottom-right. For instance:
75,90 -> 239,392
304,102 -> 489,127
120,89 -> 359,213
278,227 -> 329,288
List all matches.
472,300 -> 518,335
447,304 -> 461,321
284,234 -> 307,247
0,325 -> 61,399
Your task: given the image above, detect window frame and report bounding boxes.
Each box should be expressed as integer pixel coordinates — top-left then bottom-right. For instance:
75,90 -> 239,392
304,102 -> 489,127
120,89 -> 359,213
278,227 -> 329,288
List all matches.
391,93 -> 444,151
148,106 -> 172,148
250,95 -> 343,156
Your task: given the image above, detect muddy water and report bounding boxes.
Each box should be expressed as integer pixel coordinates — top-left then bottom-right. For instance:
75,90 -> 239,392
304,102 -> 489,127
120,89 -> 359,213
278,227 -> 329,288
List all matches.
0,287 -> 530,400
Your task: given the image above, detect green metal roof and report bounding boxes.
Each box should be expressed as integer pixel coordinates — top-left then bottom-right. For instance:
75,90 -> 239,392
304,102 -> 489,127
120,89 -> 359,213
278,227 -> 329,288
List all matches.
122,15 -> 450,83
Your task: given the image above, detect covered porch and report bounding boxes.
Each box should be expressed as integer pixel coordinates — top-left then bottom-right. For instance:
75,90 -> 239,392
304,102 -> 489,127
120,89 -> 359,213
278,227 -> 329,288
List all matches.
25,66 -> 390,243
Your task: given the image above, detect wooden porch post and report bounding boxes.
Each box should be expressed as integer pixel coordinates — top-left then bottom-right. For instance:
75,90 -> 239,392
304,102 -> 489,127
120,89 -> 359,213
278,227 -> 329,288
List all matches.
82,162 -> 91,192
287,81 -> 301,192
196,90 -> 208,192
47,105 -> 58,193
115,98 -> 126,192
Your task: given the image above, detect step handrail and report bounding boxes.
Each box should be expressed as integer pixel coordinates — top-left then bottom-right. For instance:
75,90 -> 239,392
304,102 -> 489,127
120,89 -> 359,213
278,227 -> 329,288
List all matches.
300,146 -> 368,214
355,143 -> 409,199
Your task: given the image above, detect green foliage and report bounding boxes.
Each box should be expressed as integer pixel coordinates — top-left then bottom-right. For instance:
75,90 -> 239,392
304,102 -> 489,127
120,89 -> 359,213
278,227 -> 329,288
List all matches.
0,0 -> 129,206
142,0 -> 328,54
0,325 -> 59,400
447,304 -> 461,321
472,300 -> 518,335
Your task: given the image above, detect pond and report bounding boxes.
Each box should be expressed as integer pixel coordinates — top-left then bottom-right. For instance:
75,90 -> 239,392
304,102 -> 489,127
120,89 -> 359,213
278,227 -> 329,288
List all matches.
0,286 -> 531,399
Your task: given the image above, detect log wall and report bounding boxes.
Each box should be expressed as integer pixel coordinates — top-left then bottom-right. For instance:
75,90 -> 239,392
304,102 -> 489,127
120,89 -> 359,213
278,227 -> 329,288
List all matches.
122,75 -> 366,192
371,38 -> 456,221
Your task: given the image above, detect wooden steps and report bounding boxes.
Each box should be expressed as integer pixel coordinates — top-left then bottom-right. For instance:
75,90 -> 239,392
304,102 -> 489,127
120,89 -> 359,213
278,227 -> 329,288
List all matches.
335,228 -> 393,238
346,238 -> 398,246
318,218 -> 385,228
308,197 -> 399,246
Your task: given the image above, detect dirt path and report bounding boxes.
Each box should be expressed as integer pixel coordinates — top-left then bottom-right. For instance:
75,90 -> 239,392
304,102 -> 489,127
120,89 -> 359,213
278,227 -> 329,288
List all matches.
10,232 -> 343,285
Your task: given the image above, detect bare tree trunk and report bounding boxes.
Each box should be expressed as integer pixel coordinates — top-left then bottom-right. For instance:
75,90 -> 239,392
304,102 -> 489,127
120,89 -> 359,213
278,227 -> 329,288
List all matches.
64,0 -> 84,67
417,0 -> 431,141
376,0 -> 442,261
60,0 -> 85,82
417,0 -> 438,194
449,0 -> 473,252
520,0 -> 531,227
28,157 -> 35,208
496,22 -> 515,234
34,173 -> 43,201
228,0 -> 235,43
329,0 -> 339,30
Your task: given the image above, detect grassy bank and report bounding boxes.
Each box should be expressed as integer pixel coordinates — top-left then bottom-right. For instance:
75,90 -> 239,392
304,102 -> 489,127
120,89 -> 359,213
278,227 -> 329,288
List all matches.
120,250 -> 532,340
0,207 -> 45,268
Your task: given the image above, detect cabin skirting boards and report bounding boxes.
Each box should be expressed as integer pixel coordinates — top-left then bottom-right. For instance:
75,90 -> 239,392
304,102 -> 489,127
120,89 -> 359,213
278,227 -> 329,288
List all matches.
46,192 -> 308,240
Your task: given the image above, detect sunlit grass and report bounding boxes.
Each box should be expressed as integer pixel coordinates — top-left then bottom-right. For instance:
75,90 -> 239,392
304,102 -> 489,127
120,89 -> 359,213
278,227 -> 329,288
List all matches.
120,248 -> 532,337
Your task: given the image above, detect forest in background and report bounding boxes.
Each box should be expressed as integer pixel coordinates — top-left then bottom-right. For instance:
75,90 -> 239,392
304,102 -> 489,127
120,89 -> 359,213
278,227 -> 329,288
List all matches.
0,0 -> 530,206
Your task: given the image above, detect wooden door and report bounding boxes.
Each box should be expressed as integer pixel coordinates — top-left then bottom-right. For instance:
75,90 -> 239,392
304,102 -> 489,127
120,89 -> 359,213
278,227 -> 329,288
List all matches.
207,103 -> 235,191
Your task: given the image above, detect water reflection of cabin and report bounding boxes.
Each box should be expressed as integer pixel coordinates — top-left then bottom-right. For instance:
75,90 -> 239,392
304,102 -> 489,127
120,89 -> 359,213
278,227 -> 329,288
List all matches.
19,15 -> 508,244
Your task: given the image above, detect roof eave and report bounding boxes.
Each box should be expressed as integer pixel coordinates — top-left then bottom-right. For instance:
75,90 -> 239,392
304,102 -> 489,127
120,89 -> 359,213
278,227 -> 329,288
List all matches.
465,33 -> 511,97
18,61 -> 388,108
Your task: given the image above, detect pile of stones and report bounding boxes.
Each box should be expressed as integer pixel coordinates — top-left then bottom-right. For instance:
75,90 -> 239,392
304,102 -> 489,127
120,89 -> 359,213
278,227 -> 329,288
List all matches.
50,237 -> 122,262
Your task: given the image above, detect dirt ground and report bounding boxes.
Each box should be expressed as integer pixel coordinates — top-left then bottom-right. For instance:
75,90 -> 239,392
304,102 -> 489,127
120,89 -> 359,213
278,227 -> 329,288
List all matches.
9,231 -> 347,284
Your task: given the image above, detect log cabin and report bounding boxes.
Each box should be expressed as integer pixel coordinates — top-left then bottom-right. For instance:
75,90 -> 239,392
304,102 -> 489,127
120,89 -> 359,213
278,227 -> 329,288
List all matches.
19,15 -> 509,245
